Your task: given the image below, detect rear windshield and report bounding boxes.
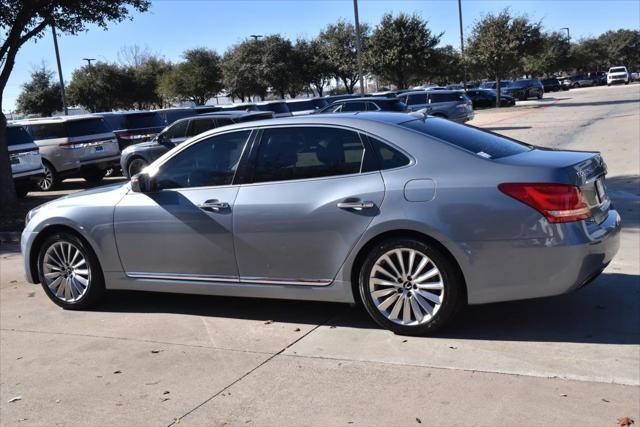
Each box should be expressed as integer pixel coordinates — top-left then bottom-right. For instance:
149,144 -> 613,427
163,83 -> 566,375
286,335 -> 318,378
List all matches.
609,67 -> 626,73
6,126 -> 34,146
429,92 -> 464,103
28,122 -> 67,140
400,119 -> 532,159
258,103 -> 290,114
66,118 -> 111,137
123,113 -> 162,129
286,100 -> 315,112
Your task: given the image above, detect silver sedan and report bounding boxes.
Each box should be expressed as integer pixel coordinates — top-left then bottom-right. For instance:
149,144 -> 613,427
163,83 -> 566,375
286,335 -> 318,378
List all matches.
21,113 -> 621,335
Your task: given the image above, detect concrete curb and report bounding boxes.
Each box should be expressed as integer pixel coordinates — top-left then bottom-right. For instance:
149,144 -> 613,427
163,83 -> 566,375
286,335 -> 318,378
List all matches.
0,232 -> 21,244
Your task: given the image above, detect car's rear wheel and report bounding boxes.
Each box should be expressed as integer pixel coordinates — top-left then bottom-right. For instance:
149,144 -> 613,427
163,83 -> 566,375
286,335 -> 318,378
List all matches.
81,168 -> 106,184
36,161 -> 59,191
127,158 -> 148,178
37,232 -> 105,310
358,238 -> 465,335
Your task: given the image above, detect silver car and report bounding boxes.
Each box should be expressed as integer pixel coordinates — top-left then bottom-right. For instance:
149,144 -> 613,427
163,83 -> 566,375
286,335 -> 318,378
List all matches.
15,115 -> 120,191
399,90 -> 474,122
21,113 -> 620,335
7,124 -> 44,197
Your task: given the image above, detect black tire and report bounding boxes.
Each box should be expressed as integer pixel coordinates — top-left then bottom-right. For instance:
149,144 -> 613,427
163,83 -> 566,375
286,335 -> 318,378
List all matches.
358,237 -> 465,336
537,92 -> 543,100
37,232 -> 105,310
81,168 -> 106,184
127,157 -> 148,178
36,161 -> 59,191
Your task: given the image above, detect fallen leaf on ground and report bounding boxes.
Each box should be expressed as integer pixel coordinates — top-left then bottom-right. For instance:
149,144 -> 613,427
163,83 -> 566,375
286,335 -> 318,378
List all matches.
27,292 -> 35,297
449,346 -> 457,349
264,320 -> 273,325
560,394 -> 568,397
163,391 -> 170,395
617,417 -> 635,427
8,396 -> 22,403
602,398 -> 610,403
416,417 -> 422,423
294,328 -> 301,332
113,370 -> 122,374
161,397 -> 170,402
10,280 -> 17,283
151,350 -> 162,354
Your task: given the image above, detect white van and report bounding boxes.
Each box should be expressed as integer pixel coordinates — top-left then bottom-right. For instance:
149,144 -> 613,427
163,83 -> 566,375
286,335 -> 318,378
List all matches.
15,115 -> 120,191
7,124 -> 44,197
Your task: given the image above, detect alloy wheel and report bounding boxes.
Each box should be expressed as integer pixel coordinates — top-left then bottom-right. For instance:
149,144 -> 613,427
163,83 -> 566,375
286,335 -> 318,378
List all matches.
369,248 -> 444,326
38,165 -> 54,191
42,241 -> 91,302
128,158 -> 147,178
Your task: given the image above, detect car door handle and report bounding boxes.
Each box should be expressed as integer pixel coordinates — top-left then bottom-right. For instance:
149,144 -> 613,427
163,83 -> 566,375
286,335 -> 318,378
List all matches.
337,201 -> 375,210
198,200 -> 229,211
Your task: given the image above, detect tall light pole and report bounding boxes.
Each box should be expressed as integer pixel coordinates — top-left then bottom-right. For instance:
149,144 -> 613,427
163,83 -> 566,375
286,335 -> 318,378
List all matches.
458,0 -> 466,91
353,0 -> 365,94
82,58 -> 96,66
51,24 -> 68,116
249,34 -> 263,41
560,27 -> 570,43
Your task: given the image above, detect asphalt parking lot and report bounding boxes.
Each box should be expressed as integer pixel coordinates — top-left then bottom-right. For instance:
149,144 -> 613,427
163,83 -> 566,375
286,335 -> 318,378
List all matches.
1,84 -> 639,426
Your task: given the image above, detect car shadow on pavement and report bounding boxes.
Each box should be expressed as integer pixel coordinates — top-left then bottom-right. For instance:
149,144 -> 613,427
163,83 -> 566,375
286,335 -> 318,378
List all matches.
606,174 -> 640,230
552,98 -> 640,108
97,271 -> 639,345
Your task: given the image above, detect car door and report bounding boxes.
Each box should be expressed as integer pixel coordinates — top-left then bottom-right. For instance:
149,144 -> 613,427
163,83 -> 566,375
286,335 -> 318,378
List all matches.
114,129 -> 253,280
233,125 -> 385,284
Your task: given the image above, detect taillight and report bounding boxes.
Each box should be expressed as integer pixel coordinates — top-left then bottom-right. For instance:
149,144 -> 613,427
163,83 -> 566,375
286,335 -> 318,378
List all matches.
498,183 -> 592,223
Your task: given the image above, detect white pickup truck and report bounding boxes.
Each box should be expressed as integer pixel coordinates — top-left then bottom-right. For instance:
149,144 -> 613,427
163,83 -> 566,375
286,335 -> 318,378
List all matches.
607,66 -> 630,85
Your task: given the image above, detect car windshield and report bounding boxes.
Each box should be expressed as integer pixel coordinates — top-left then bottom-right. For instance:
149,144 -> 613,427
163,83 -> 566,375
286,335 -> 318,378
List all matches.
400,119 -> 532,159
258,103 -> 290,114
66,118 -> 111,137
610,67 -> 626,73
7,126 -> 33,146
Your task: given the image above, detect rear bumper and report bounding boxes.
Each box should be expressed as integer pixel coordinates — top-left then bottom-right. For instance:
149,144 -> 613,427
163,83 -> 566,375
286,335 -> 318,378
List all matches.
13,168 -> 45,180
464,209 -> 622,304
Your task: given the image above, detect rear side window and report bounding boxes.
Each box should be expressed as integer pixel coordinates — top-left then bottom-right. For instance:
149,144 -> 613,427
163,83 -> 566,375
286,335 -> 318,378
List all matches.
164,120 -> 188,139
258,103 -> 289,114
430,92 -> 464,103
188,118 -> 216,136
253,127 -> 364,183
6,126 -> 34,146
66,118 -> 111,137
340,102 -> 366,112
407,93 -> 428,105
29,122 -> 67,140
364,135 -> 410,170
401,119 -> 532,159
214,118 -> 235,127
101,114 -> 125,131
287,101 -> 314,112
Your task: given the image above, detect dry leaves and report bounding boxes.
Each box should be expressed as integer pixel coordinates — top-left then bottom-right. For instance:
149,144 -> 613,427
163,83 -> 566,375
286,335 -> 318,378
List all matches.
617,417 -> 635,427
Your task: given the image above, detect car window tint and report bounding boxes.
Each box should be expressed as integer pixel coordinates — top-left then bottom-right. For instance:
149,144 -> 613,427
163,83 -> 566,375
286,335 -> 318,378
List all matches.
155,130 -> 251,190
408,93 -> 428,105
188,118 -> 216,136
66,118 -> 111,137
214,118 -> 234,128
29,123 -> 67,140
124,113 -> 162,129
366,102 -> 380,111
340,102 -> 366,112
430,92 -> 463,102
401,119 -> 532,159
258,103 -> 289,114
253,127 -> 364,183
366,135 -> 410,170
165,120 -> 188,139
7,126 -> 34,146
329,104 -> 343,112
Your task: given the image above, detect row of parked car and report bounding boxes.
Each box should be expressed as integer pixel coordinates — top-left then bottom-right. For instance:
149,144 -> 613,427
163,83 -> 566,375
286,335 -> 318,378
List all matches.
8,91 -> 478,195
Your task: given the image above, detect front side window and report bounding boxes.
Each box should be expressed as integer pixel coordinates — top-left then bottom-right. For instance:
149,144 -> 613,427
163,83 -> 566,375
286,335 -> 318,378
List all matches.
366,102 -> 381,111
252,127 -> 364,183
188,118 -> 216,137
155,130 -> 251,189
340,102 -> 366,112
408,93 -> 428,105
163,120 -> 188,139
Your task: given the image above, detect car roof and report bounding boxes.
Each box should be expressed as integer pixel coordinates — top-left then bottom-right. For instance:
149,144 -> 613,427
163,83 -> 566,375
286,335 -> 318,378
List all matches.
337,97 -> 399,102
14,114 -> 105,124
97,110 -> 158,116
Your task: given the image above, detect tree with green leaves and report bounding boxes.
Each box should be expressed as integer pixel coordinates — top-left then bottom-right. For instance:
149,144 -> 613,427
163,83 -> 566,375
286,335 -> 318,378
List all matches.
429,45 -> 464,85
16,65 -> 62,117
366,13 -> 441,89
465,9 -> 543,106
293,38 -> 333,97
0,0 -> 150,208
261,35 -> 296,99
319,20 -> 370,94
158,48 -> 223,105
129,56 -> 172,109
67,62 -> 134,112
222,39 -> 268,102
521,31 -> 571,77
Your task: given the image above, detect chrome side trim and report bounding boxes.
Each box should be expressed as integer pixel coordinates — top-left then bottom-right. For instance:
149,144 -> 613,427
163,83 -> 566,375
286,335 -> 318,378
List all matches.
240,277 -> 332,286
125,272 -> 332,287
126,272 -> 240,283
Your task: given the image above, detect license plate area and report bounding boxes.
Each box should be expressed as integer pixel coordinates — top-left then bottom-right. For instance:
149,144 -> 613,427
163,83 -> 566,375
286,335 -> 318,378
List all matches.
94,145 -> 104,152
595,178 -> 607,204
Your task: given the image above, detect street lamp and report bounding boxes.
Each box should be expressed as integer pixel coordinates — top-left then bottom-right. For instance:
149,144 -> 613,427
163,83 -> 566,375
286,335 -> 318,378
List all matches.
51,24 -> 68,116
82,58 -> 96,66
249,34 -> 263,41
560,27 -> 570,43
458,0 -> 467,91
353,0 -> 365,94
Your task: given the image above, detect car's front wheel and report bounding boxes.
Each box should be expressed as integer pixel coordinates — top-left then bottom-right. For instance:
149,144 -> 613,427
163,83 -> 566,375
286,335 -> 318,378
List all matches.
36,161 -> 59,191
127,157 -> 148,178
37,232 -> 105,310
358,238 -> 465,335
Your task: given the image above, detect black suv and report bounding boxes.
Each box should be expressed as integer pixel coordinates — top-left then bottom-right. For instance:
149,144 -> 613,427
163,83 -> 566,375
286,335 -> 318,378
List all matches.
119,111 -> 273,178
541,78 -> 561,92
316,97 -> 409,113
502,79 -> 544,100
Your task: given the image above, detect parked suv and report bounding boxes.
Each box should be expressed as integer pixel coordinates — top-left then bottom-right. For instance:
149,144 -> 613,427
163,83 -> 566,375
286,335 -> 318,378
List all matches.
398,90 -> 474,122
256,101 -> 292,118
15,116 -> 119,191
120,111 -> 274,178
465,89 -> 515,108
565,75 -> 594,88
317,97 -> 409,114
502,79 -> 544,100
285,98 -> 329,116
607,66 -> 630,85
98,111 -> 164,151
7,124 -> 44,197
541,78 -> 562,92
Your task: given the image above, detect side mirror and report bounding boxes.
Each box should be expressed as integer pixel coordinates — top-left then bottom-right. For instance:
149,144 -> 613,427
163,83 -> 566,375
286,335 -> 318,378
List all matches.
157,133 -> 174,148
130,172 -> 156,193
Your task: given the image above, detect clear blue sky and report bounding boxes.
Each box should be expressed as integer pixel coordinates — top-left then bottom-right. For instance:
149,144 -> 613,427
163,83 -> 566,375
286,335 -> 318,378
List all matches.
4,0 -> 639,112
